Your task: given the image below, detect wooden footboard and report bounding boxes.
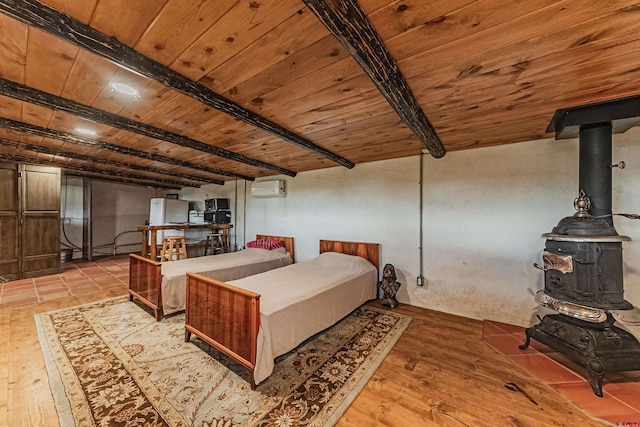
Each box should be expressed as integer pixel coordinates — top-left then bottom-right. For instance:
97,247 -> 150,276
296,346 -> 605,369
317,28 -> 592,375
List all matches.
184,272 -> 261,387
128,253 -> 164,321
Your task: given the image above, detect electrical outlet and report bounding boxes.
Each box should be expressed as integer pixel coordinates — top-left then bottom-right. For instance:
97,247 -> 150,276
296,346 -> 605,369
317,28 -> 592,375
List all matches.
417,275 -> 425,287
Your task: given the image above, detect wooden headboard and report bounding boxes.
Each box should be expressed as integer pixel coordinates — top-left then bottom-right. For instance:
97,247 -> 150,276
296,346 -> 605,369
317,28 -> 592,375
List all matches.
319,239 -> 380,272
256,234 -> 295,263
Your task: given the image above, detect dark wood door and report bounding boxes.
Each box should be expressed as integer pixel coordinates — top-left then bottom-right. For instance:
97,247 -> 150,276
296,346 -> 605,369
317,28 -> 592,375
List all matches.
0,163 -> 19,281
20,165 -> 61,278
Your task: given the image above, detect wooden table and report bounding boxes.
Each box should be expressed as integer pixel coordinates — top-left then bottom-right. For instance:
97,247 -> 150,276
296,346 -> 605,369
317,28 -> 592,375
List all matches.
137,223 -> 233,260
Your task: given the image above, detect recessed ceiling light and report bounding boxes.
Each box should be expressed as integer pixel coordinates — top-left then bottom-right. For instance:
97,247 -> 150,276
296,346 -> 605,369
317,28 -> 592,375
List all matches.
75,127 -> 97,137
108,81 -> 140,97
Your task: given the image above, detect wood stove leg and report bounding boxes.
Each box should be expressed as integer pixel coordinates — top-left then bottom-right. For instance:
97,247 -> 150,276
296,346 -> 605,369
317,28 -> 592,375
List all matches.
587,374 -> 604,397
585,358 -> 606,397
519,327 -> 534,350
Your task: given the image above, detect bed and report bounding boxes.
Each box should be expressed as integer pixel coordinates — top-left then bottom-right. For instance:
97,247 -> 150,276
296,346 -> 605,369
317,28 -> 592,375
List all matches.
128,234 -> 294,321
184,239 -> 380,387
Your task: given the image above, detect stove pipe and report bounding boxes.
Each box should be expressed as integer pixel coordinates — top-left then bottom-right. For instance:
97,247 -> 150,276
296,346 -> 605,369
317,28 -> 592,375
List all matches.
579,122 -> 613,226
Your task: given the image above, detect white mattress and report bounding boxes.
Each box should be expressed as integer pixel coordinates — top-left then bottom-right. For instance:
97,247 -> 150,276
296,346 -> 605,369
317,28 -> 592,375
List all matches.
227,251 -> 378,384
161,247 -> 292,315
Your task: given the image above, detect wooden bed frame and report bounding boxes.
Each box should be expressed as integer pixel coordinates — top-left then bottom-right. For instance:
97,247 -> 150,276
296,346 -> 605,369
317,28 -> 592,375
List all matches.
184,239 -> 380,388
128,234 -> 295,321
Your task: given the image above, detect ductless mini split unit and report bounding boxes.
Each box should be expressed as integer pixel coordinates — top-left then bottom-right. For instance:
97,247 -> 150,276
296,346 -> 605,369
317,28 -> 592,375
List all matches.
250,180 -> 286,198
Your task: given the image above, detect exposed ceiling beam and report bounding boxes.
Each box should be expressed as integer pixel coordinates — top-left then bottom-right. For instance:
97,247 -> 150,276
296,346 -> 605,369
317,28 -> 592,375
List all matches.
0,0 -> 355,169
63,170 -> 182,190
2,153 -> 186,189
303,0 -> 446,159
0,78 -> 296,177
0,137 -> 220,186
0,116 -> 247,181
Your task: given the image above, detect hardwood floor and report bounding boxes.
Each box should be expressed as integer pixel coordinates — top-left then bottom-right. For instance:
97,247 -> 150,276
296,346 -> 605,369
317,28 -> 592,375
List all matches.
0,256 -> 606,426
338,304 -> 606,427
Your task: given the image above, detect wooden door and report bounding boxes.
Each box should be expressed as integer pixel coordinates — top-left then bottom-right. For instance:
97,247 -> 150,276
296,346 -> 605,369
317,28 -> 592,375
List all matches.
0,163 -> 19,281
20,165 -> 61,278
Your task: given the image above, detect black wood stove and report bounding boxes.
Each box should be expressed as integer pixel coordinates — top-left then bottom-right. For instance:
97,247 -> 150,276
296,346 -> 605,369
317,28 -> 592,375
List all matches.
520,97 -> 640,397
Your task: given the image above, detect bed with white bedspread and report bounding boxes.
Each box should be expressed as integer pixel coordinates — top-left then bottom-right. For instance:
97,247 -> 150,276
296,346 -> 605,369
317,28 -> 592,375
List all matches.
184,239 -> 380,387
129,234 -> 294,320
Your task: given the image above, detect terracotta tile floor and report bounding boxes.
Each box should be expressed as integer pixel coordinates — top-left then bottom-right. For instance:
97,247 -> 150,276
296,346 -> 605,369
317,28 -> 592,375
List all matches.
0,255 -> 130,309
484,319 -> 640,426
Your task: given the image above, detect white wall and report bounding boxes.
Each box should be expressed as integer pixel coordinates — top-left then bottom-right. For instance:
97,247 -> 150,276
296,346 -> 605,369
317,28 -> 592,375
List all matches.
91,181 -> 160,256
419,129 -> 640,326
245,162 -> 420,268
61,179 -> 162,258
186,126 -> 640,327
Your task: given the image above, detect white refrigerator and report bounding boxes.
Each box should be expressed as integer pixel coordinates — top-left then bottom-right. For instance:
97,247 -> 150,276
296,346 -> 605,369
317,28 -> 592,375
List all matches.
149,198 -> 189,245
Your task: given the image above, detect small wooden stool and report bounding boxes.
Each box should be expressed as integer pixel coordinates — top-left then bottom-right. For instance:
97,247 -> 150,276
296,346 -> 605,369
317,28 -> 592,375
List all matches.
160,235 -> 188,262
204,233 -> 224,255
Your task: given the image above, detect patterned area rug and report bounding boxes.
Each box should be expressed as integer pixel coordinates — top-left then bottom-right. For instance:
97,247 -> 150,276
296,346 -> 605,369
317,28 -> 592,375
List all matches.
35,296 -> 411,426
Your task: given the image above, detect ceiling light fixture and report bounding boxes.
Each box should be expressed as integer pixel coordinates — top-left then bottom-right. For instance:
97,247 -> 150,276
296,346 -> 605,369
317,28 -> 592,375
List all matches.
108,81 -> 140,97
75,127 -> 97,137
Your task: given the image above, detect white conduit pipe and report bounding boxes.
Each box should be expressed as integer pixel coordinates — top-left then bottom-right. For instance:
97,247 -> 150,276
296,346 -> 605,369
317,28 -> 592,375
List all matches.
418,153 -> 425,286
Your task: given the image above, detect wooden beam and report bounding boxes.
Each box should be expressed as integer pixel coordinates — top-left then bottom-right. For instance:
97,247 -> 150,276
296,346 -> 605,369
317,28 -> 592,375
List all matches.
63,171 -> 182,190
302,0 -> 446,159
2,153 -> 184,189
0,116 -> 250,181
0,0 -> 355,169
0,137 -> 222,185
0,78 -> 295,177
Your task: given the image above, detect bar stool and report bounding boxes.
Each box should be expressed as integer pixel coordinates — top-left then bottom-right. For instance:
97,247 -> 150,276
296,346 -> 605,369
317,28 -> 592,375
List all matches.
160,235 -> 188,262
204,233 -> 224,255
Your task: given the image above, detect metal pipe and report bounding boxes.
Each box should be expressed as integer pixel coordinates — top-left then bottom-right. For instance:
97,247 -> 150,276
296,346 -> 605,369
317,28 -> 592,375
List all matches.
82,178 -> 92,261
112,230 -> 141,255
417,153 -> 425,286
243,180 -> 247,249
579,122 -> 613,225
234,180 -> 238,250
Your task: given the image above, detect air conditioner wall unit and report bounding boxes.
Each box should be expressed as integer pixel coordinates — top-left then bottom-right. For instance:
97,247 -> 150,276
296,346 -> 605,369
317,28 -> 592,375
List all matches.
251,180 -> 286,198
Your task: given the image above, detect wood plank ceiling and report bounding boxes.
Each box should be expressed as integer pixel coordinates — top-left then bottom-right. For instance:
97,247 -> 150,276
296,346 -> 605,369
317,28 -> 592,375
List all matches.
1,0 -> 640,189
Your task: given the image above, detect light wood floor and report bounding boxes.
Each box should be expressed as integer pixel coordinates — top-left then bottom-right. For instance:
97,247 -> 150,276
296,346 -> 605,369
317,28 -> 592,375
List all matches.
0,260 -> 606,426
